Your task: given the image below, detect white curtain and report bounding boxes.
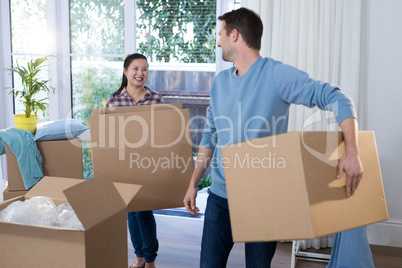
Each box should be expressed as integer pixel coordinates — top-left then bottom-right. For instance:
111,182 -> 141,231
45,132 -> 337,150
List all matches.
271,0 -> 363,133
242,0 -> 363,249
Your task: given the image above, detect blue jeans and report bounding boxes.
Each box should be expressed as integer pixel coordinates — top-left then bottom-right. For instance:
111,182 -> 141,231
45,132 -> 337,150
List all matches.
327,226 -> 375,268
201,192 -> 277,268
127,211 -> 159,263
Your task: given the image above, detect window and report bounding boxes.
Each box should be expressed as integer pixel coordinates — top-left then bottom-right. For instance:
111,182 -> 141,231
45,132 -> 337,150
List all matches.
2,0 -> 238,178
4,0 -> 238,122
136,0 -> 217,95
70,0 -> 221,126
68,0 -> 232,163
70,0 -> 125,124
9,0 -> 50,119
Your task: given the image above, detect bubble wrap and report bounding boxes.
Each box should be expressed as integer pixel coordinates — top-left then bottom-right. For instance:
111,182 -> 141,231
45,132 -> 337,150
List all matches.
0,196 -> 84,230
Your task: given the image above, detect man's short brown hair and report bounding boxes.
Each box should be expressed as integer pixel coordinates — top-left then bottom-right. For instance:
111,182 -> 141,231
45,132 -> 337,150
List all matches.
218,7 -> 263,51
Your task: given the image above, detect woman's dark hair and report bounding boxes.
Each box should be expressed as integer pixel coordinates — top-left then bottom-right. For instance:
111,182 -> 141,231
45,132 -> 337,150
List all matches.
218,7 -> 263,51
114,53 -> 148,96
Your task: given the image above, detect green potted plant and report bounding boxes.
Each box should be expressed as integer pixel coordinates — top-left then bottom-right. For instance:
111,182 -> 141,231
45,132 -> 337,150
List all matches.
6,56 -> 54,134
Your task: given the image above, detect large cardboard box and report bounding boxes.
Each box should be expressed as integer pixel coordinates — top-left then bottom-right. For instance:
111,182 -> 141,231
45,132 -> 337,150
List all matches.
7,140 -> 84,191
0,174 -> 141,268
222,131 -> 388,242
89,103 -> 193,212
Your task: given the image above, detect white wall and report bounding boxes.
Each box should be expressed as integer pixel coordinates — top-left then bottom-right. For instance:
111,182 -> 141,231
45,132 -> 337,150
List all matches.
364,0 -> 402,247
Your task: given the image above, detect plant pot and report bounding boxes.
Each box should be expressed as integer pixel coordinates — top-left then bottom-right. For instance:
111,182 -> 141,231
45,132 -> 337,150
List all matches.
13,114 -> 40,134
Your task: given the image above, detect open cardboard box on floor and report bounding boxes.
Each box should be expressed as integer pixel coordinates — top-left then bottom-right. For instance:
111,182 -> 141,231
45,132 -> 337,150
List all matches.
222,131 -> 388,242
89,103 -> 193,212
6,140 -> 84,191
0,174 -> 141,268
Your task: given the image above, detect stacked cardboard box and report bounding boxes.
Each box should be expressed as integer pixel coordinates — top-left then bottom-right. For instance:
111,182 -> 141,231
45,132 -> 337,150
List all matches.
3,140 -> 84,200
89,103 -> 194,212
222,131 -> 388,242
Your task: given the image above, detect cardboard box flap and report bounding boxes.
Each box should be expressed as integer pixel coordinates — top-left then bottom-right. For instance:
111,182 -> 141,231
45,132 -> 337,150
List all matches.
25,177 -> 82,205
93,103 -> 183,115
112,182 -> 142,206
63,174 -> 127,230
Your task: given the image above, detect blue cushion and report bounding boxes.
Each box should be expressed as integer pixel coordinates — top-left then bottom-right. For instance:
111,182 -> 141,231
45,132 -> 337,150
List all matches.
34,119 -> 89,141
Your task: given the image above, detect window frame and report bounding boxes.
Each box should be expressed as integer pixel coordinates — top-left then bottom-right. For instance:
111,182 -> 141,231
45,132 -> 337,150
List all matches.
0,0 -> 14,129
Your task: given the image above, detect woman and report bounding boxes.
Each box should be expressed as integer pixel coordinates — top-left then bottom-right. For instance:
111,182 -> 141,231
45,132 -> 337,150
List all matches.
106,53 -> 162,268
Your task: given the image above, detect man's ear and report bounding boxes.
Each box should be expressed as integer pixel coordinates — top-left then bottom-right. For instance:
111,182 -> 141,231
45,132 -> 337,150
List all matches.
231,29 -> 240,42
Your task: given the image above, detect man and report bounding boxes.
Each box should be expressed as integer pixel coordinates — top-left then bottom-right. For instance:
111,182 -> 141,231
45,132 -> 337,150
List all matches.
183,7 -> 366,267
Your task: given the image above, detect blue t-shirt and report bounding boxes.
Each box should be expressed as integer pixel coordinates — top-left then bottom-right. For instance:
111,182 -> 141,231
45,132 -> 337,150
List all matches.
200,56 -> 356,198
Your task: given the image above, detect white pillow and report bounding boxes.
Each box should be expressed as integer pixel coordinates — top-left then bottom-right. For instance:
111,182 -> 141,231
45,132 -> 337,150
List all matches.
34,119 -> 88,141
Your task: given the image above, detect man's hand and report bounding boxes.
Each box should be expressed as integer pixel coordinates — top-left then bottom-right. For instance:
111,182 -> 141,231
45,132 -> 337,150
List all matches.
337,150 -> 363,196
184,146 -> 213,215
338,117 -> 363,197
183,186 -> 200,215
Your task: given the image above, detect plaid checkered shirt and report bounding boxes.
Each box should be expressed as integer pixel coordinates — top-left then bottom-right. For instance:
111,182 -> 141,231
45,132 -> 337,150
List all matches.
106,86 -> 164,107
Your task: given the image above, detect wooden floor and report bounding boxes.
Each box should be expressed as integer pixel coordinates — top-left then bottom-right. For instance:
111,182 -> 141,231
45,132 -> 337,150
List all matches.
127,214 -> 402,268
